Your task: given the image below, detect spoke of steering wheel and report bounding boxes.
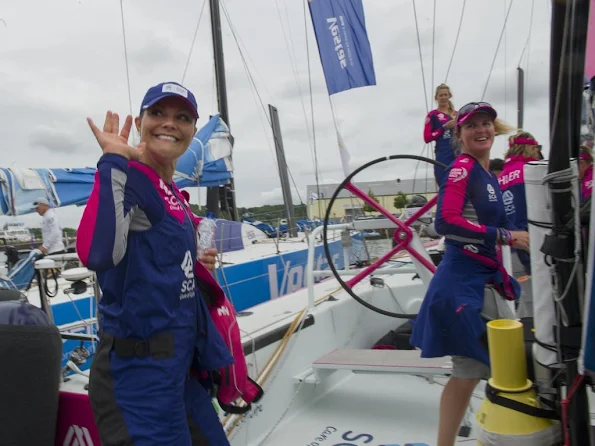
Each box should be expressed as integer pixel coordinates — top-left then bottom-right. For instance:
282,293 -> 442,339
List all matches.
342,182 -> 439,288
345,238 -> 411,288
344,182 -> 409,229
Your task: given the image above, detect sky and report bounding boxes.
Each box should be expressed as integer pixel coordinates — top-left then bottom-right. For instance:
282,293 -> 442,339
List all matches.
0,0 -> 553,229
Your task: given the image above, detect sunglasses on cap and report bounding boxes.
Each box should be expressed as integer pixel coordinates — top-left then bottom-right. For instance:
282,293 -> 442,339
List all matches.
456,102 -> 497,126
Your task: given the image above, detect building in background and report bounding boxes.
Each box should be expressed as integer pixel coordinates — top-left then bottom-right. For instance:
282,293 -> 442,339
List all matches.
306,178 -> 437,220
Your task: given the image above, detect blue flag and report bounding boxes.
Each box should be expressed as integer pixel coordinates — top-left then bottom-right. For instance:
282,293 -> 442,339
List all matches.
308,0 -> 376,95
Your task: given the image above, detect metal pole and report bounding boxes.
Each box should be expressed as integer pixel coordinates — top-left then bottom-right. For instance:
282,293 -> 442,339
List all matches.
208,0 -> 238,220
547,0 -> 591,443
268,104 -> 297,237
517,67 -> 524,129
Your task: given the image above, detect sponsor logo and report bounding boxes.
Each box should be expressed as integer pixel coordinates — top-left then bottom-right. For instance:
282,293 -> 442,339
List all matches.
158,179 -> 182,211
162,83 -> 188,98
217,305 -> 230,317
487,184 -> 498,202
180,250 -> 195,300
498,169 -> 521,187
63,425 -> 94,446
459,157 -> 470,163
502,190 -> 515,215
448,167 -> 468,183
326,17 -> 347,69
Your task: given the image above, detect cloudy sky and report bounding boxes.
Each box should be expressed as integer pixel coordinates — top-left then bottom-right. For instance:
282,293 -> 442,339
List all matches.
0,0 -> 552,228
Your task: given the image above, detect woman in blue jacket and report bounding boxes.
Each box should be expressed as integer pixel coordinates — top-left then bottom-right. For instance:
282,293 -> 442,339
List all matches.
411,102 -> 529,446
78,82 -> 233,445
423,83 -> 458,184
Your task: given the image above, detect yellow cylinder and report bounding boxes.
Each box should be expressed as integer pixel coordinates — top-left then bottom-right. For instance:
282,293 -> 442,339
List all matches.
486,319 -> 531,392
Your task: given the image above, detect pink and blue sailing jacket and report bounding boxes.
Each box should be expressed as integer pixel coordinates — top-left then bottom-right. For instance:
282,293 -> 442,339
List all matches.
410,154 -> 520,366
423,109 -> 457,183
76,153 -> 233,370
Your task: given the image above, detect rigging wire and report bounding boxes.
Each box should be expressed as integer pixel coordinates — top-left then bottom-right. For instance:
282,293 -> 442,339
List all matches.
118,0 -> 135,145
412,0 -> 430,113
302,0 -> 323,218
273,0 -> 319,184
480,0 -> 515,101
444,0 -> 467,83
431,0 -> 436,98
517,0 -> 536,68
181,0 -> 207,85
218,0 -> 305,206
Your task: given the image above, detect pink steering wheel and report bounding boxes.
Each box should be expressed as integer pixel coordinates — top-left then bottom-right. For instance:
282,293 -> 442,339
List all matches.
322,154 -> 446,318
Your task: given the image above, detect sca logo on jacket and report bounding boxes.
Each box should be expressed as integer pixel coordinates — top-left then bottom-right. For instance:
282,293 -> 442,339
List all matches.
180,250 -> 196,300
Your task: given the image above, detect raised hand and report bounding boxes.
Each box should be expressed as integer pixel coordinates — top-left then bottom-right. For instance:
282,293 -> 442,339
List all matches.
87,111 -> 145,161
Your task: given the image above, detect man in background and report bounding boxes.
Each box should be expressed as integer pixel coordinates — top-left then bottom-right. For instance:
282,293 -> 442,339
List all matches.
33,198 -> 65,255
489,158 -> 504,176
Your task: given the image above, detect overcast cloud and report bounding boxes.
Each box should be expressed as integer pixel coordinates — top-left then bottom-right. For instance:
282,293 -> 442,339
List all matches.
0,0 -> 552,228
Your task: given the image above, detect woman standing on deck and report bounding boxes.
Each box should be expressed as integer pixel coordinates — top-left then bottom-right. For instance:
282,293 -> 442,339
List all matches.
498,130 -> 542,318
410,102 -> 529,446
77,81 -> 233,446
423,83 -> 458,184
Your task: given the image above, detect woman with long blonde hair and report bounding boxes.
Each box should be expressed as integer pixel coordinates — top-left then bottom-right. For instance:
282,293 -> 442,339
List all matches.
423,83 -> 457,184
411,102 -> 527,446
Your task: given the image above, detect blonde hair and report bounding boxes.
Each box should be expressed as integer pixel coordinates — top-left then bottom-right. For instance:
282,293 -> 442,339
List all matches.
504,130 -> 541,159
434,83 -> 455,116
580,145 -> 593,163
452,117 -> 515,154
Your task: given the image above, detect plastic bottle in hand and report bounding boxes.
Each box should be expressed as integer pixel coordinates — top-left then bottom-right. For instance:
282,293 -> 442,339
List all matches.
197,212 -> 217,258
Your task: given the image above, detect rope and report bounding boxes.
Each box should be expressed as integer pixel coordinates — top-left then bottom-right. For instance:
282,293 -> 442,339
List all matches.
181,0 -> 207,85
480,0 -> 515,101
302,0 -> 323,217
444,0 -> 467,83
431,0 -> 436,99
517,0 -> 536,68
273,0 -> 318,177
218,0 -> 305,206
412,0 -> 429,113
118,0 -> 135,145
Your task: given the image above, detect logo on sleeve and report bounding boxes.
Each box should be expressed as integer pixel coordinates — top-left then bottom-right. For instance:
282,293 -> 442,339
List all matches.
487,184 -> 498,202
180,250 -> 196,300
448,167 -> 468,183
502,190 -> 515,215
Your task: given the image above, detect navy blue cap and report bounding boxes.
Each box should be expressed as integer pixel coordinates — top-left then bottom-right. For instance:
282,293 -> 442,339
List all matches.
140,82 -> 199,119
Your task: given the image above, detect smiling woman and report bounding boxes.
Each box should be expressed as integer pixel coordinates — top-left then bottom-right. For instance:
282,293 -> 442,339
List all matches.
410,102 -> 530,446
76,81 -> 233,446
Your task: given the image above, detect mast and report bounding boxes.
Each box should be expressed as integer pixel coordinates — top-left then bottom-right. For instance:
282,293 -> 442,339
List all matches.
268,104 -> 297,237
208,0 -> 238,221
517,67 -> 524,129
547,0 -> 591,443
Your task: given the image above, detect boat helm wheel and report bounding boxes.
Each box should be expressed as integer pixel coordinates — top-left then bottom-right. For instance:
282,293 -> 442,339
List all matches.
322,154 -> 446,318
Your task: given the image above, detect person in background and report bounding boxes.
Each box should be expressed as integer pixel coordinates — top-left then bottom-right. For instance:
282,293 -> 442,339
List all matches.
33,198 -> 66,255
489,158 -> 504,176
498,130 -> 541,318
424,83 -> 458,185
77,81 -> 232,445
410,102 -> 528,446
579,145 -> 593,202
